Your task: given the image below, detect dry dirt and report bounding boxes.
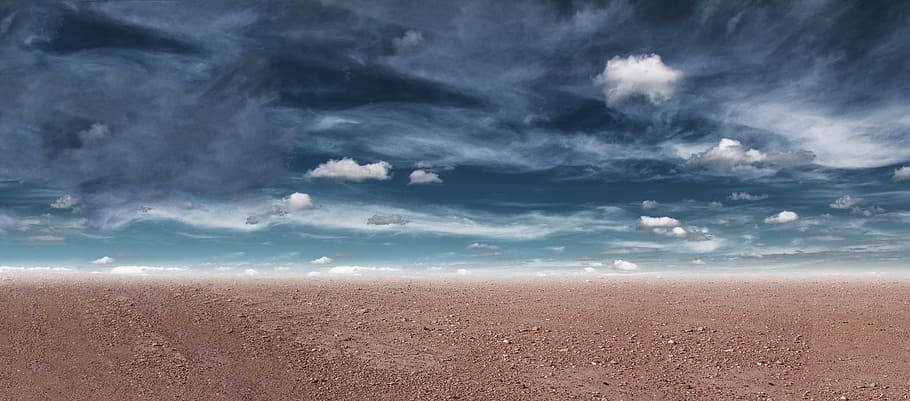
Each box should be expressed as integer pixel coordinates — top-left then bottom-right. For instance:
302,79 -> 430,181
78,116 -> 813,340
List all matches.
1,275 -> 908,400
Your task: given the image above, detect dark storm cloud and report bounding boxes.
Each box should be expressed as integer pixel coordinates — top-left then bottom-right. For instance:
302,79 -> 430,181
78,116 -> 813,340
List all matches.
1,0 -> 909,226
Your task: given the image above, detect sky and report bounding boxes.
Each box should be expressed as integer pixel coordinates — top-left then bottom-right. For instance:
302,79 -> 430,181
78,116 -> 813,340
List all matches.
1,0 -> 909,276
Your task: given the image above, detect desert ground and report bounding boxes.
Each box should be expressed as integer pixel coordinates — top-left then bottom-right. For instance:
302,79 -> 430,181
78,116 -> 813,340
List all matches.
0,274 -> 908,400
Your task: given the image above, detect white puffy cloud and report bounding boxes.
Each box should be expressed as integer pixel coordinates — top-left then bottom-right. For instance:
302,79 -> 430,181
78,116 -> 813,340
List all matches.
92,256 -> 115,265
686,139 -> 813,175
641,200 -> 658,210
593,54 -> 681,105
637,216 -> 680,229
894,166 -> 910,181
728,192 -> 768,201
409,169 -> 442,185
393,30 -> 423,50
612,259 -> 639,271
366,214 -> 408,225
764,211 -> 799,224
284,192 -> 314,210
306,158 -> 391,181
310,256 -> 335,265
50,194 -> 78,209
467,242 -> 500,251
829,195 -> 861,209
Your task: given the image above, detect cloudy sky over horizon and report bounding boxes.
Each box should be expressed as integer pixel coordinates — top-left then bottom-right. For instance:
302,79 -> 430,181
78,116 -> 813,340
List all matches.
1,0 -> 909,275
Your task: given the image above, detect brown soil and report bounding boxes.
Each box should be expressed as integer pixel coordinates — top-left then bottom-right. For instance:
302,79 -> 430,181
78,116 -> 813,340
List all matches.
0,275 -> 908,400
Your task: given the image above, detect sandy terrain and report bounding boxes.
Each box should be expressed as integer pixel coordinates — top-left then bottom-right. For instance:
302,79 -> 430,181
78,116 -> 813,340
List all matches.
0,275 -> 908,400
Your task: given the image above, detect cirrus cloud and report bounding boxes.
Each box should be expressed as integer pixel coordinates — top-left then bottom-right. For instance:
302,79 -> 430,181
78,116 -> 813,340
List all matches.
467,242 -> 500,251
26,235 -> 65,243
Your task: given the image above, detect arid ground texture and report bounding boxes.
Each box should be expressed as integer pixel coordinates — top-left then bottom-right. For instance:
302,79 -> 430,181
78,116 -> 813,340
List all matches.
1,275 -> 908,400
